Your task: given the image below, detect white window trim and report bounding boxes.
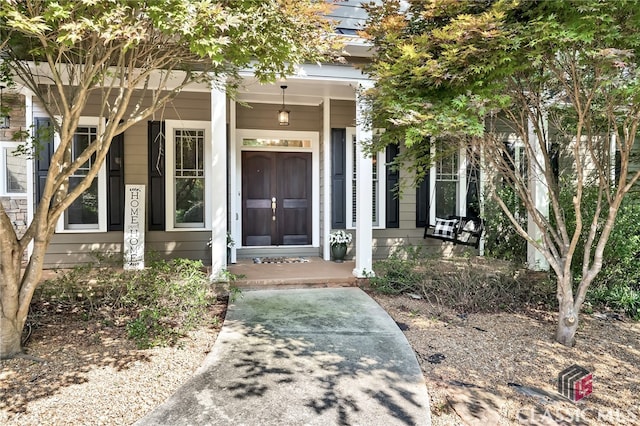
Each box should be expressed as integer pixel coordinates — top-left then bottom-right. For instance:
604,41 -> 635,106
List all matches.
505,133 -> 527,178
346,127 -> 386,230
0,141 -> 28,197
428,144 -> 468,224
55,117 -> 107,233
165,119 -> 212,231
610,133 -> 617,184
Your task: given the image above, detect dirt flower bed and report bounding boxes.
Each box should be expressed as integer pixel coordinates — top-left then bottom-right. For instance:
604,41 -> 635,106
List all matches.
371,293 -> 640,425
0,298 -> 226,426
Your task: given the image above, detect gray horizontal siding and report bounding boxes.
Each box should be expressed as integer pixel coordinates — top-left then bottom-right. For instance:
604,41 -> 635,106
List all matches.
332,231 -> 449,261
146,229 -> 212,265
124,123 -> 148,186
79,90 -> 213,121
630,139 -> 640,181
44,231 -> 212,268
330,100 -> 356,128
37,88 -> 472,268
236,103 -> 321,132
336,149 -> 476,260
43,232 -> 124,268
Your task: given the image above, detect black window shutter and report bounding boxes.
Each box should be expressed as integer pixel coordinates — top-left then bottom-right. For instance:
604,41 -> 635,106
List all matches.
107,131 -> 125,230
416,175 -> 429,228
385,145 -> 400,228
34,117 -> 54,208
148,121 -> 166,231
615,150 -> 621,185
550,142 -> 560,181
466,163 -> 481,218
331,128 -> 346,229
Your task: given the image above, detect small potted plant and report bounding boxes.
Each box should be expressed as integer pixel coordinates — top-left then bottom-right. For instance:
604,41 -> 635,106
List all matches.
329,229 -> 352,263
206,233 -> 235,263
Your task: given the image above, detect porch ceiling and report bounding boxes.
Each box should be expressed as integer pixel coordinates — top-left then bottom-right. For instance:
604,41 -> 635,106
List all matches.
237,76 -> 359,106
165,67 -> 363,104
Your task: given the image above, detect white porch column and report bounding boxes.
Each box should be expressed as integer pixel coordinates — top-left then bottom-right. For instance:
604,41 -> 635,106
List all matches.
527,116 -> 550,271
322,97 -> 332,260
210,84 -> 228,279
354,80 -> 374,278
458,147 -> 468,217
229,100 -> 238,264
428,143 -> 436,227
610,133 -> 617,184
478,145 -> 486,256
23,90 -> 34,259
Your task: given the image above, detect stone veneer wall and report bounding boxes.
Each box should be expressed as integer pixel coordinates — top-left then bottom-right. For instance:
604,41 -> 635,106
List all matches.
1,196 -> 28,237
1,196 -> 28,266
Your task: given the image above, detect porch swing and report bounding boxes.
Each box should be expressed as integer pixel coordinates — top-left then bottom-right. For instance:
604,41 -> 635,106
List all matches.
423,160 -> 484,249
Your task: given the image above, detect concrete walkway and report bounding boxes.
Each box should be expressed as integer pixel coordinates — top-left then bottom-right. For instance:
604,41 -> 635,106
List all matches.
136,288 -> 431,426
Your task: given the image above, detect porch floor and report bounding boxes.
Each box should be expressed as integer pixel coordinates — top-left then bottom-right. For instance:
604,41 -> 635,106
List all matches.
228,257 -> 358,290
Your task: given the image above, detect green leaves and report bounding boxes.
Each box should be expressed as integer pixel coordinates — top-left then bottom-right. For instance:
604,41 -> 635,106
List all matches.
362,0 -> 518,156
3,9 -> 50,35
1,0 -> 336,85
362,0 -> 640,171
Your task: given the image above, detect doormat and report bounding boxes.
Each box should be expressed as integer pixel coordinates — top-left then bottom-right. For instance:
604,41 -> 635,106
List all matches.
253,257 -> 310,264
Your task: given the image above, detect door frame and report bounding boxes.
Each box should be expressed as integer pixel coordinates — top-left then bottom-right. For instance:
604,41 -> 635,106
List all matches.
232,129 -> 320,250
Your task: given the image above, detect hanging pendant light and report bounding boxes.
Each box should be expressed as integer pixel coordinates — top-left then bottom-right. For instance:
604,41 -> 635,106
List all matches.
278,85 -> 290,126
0,85 -> 9,129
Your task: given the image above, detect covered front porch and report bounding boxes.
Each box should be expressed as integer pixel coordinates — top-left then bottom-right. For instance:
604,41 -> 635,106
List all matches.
209,65 -> 377,280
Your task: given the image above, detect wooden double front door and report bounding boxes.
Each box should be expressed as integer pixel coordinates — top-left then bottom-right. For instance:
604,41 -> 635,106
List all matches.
242,151 -> 312,246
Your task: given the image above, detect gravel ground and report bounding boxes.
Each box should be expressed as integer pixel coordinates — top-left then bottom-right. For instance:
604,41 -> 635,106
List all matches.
371,292 -> 640,425
2,290 -> 639,425
1,300 -> 225,426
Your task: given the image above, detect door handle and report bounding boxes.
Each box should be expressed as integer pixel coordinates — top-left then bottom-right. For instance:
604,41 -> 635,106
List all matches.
271,197 -> 276,221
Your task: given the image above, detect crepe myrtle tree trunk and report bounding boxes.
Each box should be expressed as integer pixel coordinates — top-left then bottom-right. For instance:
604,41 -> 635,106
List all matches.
0,318 -> 23,358
0,214 -> 51,359
551,210 -> 612,347
1,261 -> 46,359
0,206 -> 25,359
556,276 -> 580,347
0,249 -> 23,358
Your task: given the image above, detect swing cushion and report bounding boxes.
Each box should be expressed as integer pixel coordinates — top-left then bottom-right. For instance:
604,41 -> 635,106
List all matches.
433,217 -> 459,239
424,215 -> 484,249
457,219 -> 477,243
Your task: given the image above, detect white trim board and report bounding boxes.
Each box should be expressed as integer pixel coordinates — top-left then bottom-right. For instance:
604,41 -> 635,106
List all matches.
164,119 -> 213,231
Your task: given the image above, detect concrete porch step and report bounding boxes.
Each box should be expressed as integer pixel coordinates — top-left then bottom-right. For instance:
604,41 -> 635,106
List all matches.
228,258 -> 358,291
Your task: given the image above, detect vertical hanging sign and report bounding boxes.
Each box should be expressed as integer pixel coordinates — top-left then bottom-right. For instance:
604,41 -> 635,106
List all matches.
124,185 -> 145,270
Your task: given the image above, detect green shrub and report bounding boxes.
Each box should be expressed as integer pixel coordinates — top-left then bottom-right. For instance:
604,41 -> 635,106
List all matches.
119,258 -> 215,348
484,177 -> 640,320
371,249 -> 556,313
597,195 -> 640,288
35,255 -> 219,349
557,183 -> 640,317
126,307 -> 177,349
589,283 -> 640,320
483,186 -> 527,264
370,248 -> 427,295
